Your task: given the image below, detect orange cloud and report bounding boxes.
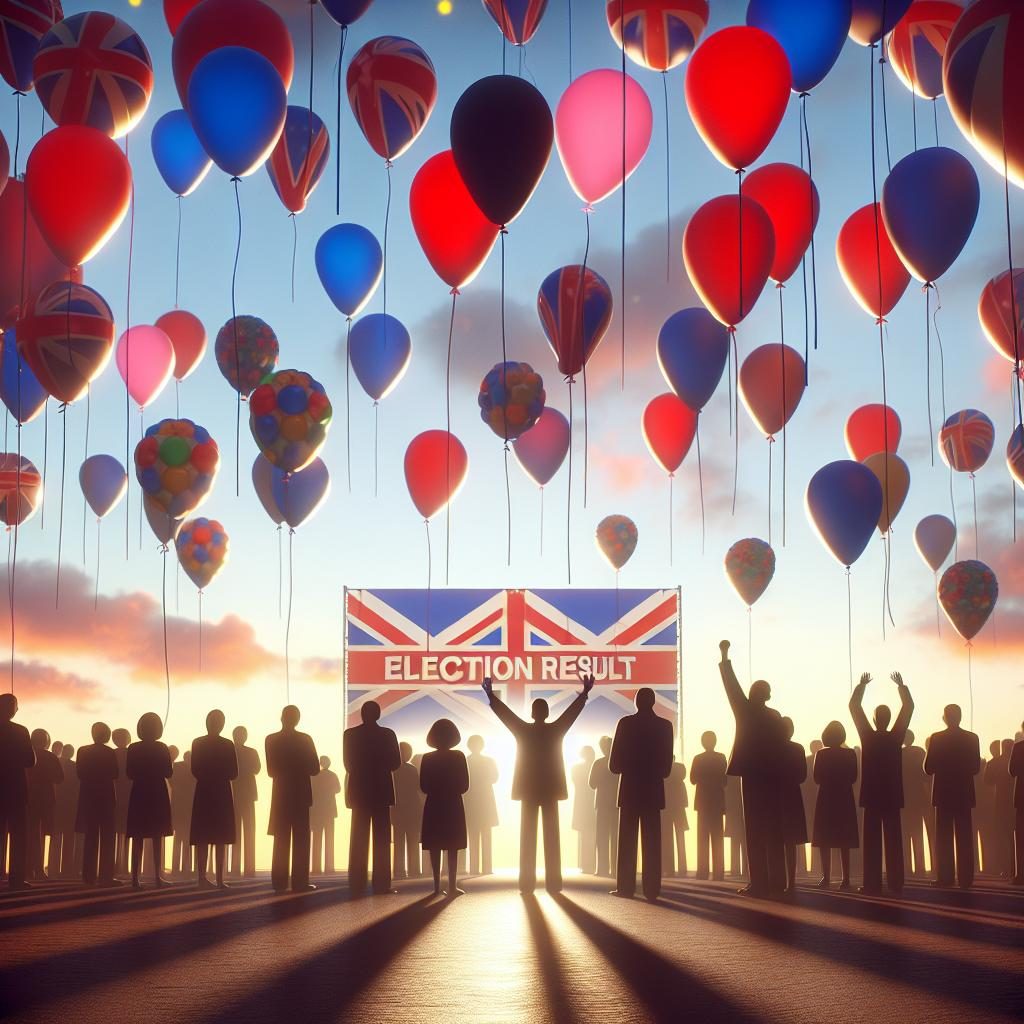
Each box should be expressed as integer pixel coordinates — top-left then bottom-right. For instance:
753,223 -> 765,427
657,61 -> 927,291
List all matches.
9,659 -> 100,709
300,656 -> 342,682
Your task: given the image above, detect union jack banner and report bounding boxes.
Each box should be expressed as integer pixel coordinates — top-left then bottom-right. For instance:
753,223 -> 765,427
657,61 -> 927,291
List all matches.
887,1 -> 959,101
482,0 -> 549,46
344,588 -> 681,740
267,106 -> 331,215
0,0 -> 53,92
938,408 -> 995,475
0,453 -> 41,526
606,0 -> 708,73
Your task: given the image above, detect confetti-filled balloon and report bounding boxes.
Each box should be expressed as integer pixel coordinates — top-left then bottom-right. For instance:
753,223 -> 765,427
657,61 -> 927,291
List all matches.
135,418 -> 219,519
938,409 -> 995,475
914,513 -> 956,572
176,516 -> 229,590
478,361 -> 546,441
596,514 -> 638,571
214,315 -> 280,398
724,537 -> 775,606
887,0 -> 961,99
938,559 -> 998,642
607,0 -> 709,73
249,369 -> 333,474
978,268 -> 1024,365
537,265 -> 613,379
0,454 -> 41,526
79,453 -> 127,520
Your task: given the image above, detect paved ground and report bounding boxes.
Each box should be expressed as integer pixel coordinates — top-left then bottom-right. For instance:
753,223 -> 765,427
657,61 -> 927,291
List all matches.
0,873 -> 1022,1023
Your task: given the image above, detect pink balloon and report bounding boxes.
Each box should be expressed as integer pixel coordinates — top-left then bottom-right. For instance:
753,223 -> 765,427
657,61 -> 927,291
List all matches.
115,325 -> 175,408
555,69 -> 653,207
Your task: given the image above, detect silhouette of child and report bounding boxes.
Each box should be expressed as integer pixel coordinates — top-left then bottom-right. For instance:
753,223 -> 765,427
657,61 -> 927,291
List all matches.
420,718 -> 469,898
812,721 -> 859,890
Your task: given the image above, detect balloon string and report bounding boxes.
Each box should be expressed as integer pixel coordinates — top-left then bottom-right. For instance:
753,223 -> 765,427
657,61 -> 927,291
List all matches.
747,606 -> 753,686
911,85 -> 918,153
878,39 -> 893,174
778,286 -> 787,545
290,214 -> 297,304
277,524 -> 282,618
55,403 -> 66,607
345,317 -> 352,492
12,90 -> 21,178
948,465 -> 959,561
1003,144 -> 1023,427
425,519 -> 432,654
668,472 -> 674,567
767,438 -> 773,547
967,642 -> 974,732
933,571 -> 940,637
198,589 -> 203,675
82,386 -> 90,564
662,71 -> 670,283
94,518 -> 100,610
9,424 -> 19,693
566,381 -> 573,585
881,536 -> 887,641
335,24 -> 348,216
731,331 -> 739,516
139,409 -> 144,551
925,285 -> 934,466
971,473 -> 979,560
695,417 -> 706,556
40,400 -> 47,530
539,485 -> 544,557
1011,372 -> 1018,546
885,531 -> 895,628
231,176 -> 242,498
846,567 -> 853,694
567,0 -> 573,82
445,290 -> 457,585
578,209 -> 591,507
382,160 -> 392,322
736,169 -> 745,324
500,230 -> 511,562
125,141 -> 136,561
162,545 -> 171,728
932,98 -> 939,148
373,401 -> 379,498
800,95 -> 819,355
285,527 -> 294,703
620,26 -> 627,392
504,443 -> 512,568
174,195 -> 182,308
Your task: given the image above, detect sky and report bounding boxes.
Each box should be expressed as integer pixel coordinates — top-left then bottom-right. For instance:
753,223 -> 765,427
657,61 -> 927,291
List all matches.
1,0 -> 1022,865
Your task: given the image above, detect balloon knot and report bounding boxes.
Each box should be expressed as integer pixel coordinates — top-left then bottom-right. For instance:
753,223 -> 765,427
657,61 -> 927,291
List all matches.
874,317 -> 887,326
775,281 -> 785,290
564,375 -> 576,385
230,176 -> 241,184
727,326 -> 737,335
385,159 -> 393,170
767,435 -> 776,444
289,527 -> 296,536
57,403 -> 67,415
922,282 -> 934,292
499,226 -> 509,236
798,91 -> 810,100
449,287 -> 460,297
12,90 -> 24,98
582,204 -> 594,215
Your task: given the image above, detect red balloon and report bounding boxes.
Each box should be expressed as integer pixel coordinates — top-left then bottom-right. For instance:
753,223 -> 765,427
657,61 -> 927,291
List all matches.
978,268 -> 1024,365
164,0 -> 200,33
26,126 -> 131,268
642,393 -> 697,475
0,129 -> 8,198
682,194 -> 775,328
845,404 -> 901,462
404,429 -> 468,521
738,343 -> 806,437
156,309 -> 207,381
742,163 -> 820,284
171,0 -> 294,109
684,26 -> 792,171
836,203 -> 911,319
409,150 -> 499,291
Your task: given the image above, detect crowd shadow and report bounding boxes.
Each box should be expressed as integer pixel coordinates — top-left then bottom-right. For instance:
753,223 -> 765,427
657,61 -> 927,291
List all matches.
522,895 -> 582,1024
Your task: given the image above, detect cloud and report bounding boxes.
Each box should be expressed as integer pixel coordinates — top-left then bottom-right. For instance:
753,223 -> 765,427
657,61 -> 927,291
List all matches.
300,656 -> 342,682
10,660 -> 100,710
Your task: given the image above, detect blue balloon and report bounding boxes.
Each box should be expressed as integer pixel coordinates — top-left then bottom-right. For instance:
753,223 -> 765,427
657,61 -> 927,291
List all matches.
880,147 -> 980,285
349,314 -> 412,401
315,224 -> 383,317
79,454 -> 127,520
805,460 -> 883,568
271,458 -> 331,529
849,0 -> 913,46
747,0 -> 852,94
319,0 -> 373,27
187,47 -> 287,179
657,308 -> 730,413
150,110 -> 212,198
0,330 -> 47,425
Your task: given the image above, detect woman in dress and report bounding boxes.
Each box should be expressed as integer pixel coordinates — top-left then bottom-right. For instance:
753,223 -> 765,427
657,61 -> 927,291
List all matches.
780,717 -> 808,897
126,712 -> 173,889
420,718 -> 469,898
812,721 -> 859,890
190,710 -> 237,890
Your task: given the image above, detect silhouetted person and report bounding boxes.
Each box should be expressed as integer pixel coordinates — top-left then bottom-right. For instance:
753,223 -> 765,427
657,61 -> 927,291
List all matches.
191,710 -> 237,890
1010,725 -> 1024,884
112,727 -> 131,876
691,730 -> 727,880
589,735 -> 618,878
76,722 -> 120,887
266,705 -> 320,892
661,758 -> 689,879
484,674 -> 592,895
780,718 -> 807,897
51,743 -> 79,878
801,739 -> 823,878
26,729 -> 62,880
901,730 -> 931,877
311,755 -> 341,875
0,694 -> 35,890
925,704 -> 981,889
125,713 -> 173,889
230,725 -> 261,879
812,722 -> 858,890
572,745 -> 597,874
420,718 -> 469,897
977,740 -> 998,874
465,735 -> 498,875
391,742 -> 422,880
170,751 -> 195,877
718,640 -> 785,896
724,774 -> 746,878
983,739 -> 1014,878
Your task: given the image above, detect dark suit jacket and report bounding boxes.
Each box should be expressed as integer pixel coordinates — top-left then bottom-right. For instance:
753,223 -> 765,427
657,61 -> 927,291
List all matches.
609,710 -> 674,812
588,756 -> 618,812
0,720 -> 34,810
850,684 -> 913,810
924,727 -> 981,810
75,743 -> 119,829
266,729 -> 320,833
690,750 -> 728,817
343,722 -> 400,810
719,658 -> 783,778
1009,739 -> 1024,810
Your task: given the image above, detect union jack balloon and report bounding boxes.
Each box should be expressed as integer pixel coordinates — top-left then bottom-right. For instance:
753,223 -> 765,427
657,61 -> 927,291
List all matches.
0,453 -> 41,526
887,0 -> 961,100
1008,423 -> 1024,490
0,0 -> 54,92
346,35 -> 437,162
537,265 -> 613,380
33,11 -> 153,139
481,0 -> 548,46
266,106 -> 331,215
606,0 -> 709,73
938,408 -> 995,475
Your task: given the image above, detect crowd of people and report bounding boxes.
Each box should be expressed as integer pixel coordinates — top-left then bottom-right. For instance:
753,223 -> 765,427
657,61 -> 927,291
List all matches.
1,639 -> 1022,902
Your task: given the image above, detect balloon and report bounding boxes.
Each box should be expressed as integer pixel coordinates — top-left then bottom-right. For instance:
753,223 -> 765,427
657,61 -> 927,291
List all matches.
836,203 -> 911,319
176,516 -> 229,589
606,0 -> 709,73
271,458 -> 330,529
79,454 -> 126,519
0,0 -> 54,92
451,75 -> 553,227
33,13 -> 153,139
409,150 -> 499,291
742,163 -> 820,284
26,125 -> 132,267
914,513 -> 956,572
266,106 -> 330,215
845,403 -> 901,461
143,494 -> 182,546
746,0 -> 851,94
251,455 -> 284,525
938,409 -> 995,475
738,344 -> 806,437
0,454 -> 41,526
135,418 -> 219,520
849,0 -> 913,46
164,0 -> 200,34
684,26 -> 792,171
805,460 -> 884,567
596,514 -> 638,571
319,0 -> 373,27
115,326 -> 175,409
172,0 -> 294,109
724,536 -> 776,606
478,361 -> 546,441
642,393 -> 697,475
657,308 -> 730,412
16,281 -> 115,404
150,110 -> 212,198
315,223 -> 383,318
0,330 -> 47,424
979,269 -> 1024,365
537,265 -> 613,378
214,316 -> 279,398
554,70 -> 653,207
512,407 -> 569,486
938,559 -> 998,642
404,430 -> 468,520
887,1 -> 961,99
483,0 -> 548,45
862,451 -> 910,534
156,310 -> 206,382
349,314 -> 412,402
682,194 -> 775,328
249,369 -> 332,474
187,47 -> 287,178
1006,424 -> 1024,490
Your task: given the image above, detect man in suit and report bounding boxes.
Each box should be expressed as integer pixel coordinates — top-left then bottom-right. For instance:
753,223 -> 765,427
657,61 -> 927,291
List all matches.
343,700 -> 401,897
0,694 -> 35,890
465,735 -> 499,876
230,725 -> 261,879
691,730 -> 728,881
1009,722 -> 1024,885
76,722 -> 121,888
311,755 -> 341,875
589,735 -> 618,878
391,742 -> 422,880
660,757 -> 689,879
265,705 -> 320,893
609,688 -> 674,900
482,673 -> 593,895
901,730 -> 931,878
925,704 -> 981,889
849,671 -> 914,895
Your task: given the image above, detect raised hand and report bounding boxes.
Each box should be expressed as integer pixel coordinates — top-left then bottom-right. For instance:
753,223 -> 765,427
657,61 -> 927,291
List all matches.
482,677 -> 494,700
858,672 -> 872,688
719,640 -> 731,661
890,671 -> 905,688
582,673 -> 595,697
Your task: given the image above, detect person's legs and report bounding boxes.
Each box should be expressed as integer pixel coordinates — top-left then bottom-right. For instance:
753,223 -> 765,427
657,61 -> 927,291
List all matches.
215,844 -> 227,887
675,823 -> 687,877
429,849 -> 441,893
840,848 -> 851,887
954,808 -> 974,888
661,815 -> 674,877
481,827 -> 492,875
641,809 -> 662,900
325,822 -> 335,874
271,830 -> 290,891
542,802 -> 562,893
48,828 -> 62,878
519,802 -> 538,894
741,778 -> 769,893
196,843 -> 210,886
595,810 -> 610,876
884,809 -> 904,893
862,807 -> 883,892
153,835 -> 164,886
696,815 -> 709,879
370,805 -> 391,893
934,807 -> 955,885
784,843 -> 796,892
392,824 -> 406,879
293,814 -> 311,889
82,823 -> 98,885
447,847 -> 463,895
616,806 -> 639,896
581,823 -> 596,874
710,818 -> 725,880
97,823 -> 115,884
230,805 -> 243,877
130,836 -> 143,888
348,808 -> 370,896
